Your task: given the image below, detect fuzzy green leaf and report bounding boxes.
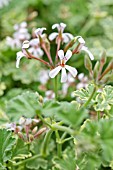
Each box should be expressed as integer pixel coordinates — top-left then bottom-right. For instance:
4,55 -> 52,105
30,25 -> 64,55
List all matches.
0,129 -> 16,165
6,91 -> 42,121
26,157 -> 47,170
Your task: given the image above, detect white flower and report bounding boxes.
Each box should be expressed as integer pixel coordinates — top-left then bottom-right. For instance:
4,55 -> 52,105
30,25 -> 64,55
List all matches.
76,73 -> 88,89
77,37 -> 94,60
49,23 -> 74,43
62,73 -> 75,95
28,38 -> 44,57
44,90 -> 55,102
49,50 -> 77,83
35,27 -> 46,38
16,51 -> 25,68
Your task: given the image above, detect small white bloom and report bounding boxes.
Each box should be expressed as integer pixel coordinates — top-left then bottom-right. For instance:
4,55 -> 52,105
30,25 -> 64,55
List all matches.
76,73 -> 88,89
77,37 -> 94,60
62,73 -> 75,95
28,38 -> 44,57
16,51 -> 25,68
49,23 -> 74,43
35,27 -> 46,38
44,90 -> 55,102
49,50 -> 77,83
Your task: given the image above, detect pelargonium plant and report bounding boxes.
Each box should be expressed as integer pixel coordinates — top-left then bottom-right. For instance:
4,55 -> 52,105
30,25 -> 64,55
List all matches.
16,22 -> 94,99
2,22 -> 113,170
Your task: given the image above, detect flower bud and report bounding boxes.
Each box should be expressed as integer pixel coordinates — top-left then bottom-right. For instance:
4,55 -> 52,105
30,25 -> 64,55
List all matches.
100,50 -> 106,65
93,61 -> 100,80
32,126 -> 38,135
34,127 -> 47,138
29,134 -> 34,142
84,55 -> 92,73
18,132 -> 24,140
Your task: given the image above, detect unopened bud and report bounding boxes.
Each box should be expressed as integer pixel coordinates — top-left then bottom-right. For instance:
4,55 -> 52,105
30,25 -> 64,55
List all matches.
34,127 -> 47,138
84,55 -> 92,73
39,95 -> 43,103
29,134 -> 34,142
100,50 -> 106,65
32,126 -> 38,135
93,61 -> 100,80
18,132 -> 24,139
22,40 -> 29,49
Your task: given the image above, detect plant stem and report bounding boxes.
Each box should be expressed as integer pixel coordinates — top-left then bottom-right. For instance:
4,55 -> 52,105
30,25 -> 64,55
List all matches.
37,113 -> 51,128
83,86 -> 96,108
41,129 -> 53,157
42,43 -> 53,66
55,76 -> 58,100
55,38 -> 61,63
97,111 -> 100,121
55,131 -> 62,157
52,124 -> 74,135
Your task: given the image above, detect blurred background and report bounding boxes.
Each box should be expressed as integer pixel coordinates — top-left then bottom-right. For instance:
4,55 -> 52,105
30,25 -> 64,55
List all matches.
0,0 -> 113,115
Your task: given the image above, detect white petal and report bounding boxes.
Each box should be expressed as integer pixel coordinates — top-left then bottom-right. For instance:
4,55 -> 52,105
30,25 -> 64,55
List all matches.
61,68 -> 67,83
60,23 -> 66,29
78,37 -> 85,44
62,34 -> 69,43
20,21 -> 27,28
78,73 -> 84,80
16,51 -> 25,68
29,38 -> 39,46
52,23 -> 59,29
64,50 -> 72,63
58,50 -> 64,60
64,33 -> 74,40
81,46 -> 94,60
22,40 -> 29,49
49,32 -> 58,41
65,65 -> 77,77
36,48 -> 44,56
49,66 -> 62,78
35,27 -> 46,36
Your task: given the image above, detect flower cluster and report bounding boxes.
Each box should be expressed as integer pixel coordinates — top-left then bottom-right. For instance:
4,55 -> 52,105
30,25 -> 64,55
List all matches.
16,23 -> 94,84
6,117 -> 47,142
6,21 -> 30,49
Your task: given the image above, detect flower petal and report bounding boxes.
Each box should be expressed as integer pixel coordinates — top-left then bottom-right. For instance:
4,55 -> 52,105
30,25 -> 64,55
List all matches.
49,32 -> 58,41
58,50 -> 64,60
35,28 -> 46,36
81,46 -> 94,60
22,40 -> 29,49
78,37 -> 85,44
65,65 -> 77,77
64,33 -> 74,40
62,34 -> 69,43
64,50 -> 72,63
52,23 -> 59,29
49,66 -> 62,78
61,68 -> 67,83
16,51 -> 25,68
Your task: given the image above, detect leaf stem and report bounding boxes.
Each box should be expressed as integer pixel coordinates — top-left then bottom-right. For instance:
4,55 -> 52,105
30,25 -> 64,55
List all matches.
41,129 -> 53,157
82,86 -> 96,108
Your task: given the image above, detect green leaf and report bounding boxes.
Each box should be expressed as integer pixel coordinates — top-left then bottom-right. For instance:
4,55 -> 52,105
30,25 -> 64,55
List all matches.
42,101 -> 88,128
0,129 -> 16,165
26,157 -> 47,170
6,91 -> 42,121
94,85 -> 113,111
12,138 -> 30,160
52,147 -> 76,170
74,84 -> 96,106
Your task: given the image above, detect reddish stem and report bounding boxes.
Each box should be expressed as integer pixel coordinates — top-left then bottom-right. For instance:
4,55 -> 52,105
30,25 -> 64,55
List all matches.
55,38 -> 61,63
22,49 -> 52,68
41,43 -> 53,66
